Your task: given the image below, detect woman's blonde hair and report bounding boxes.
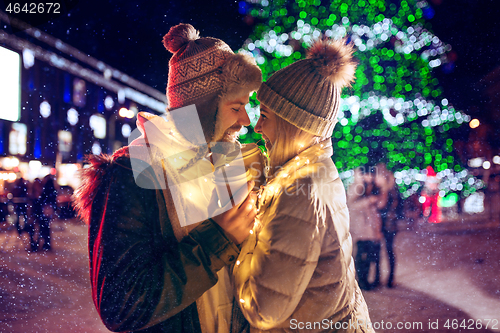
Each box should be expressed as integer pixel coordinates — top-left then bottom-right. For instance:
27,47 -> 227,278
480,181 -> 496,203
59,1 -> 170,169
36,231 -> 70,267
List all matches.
267,114 -> 325,178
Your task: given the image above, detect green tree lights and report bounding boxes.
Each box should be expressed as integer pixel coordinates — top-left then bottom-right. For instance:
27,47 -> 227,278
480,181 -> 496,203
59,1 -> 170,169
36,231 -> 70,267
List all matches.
238,0 -> 481,198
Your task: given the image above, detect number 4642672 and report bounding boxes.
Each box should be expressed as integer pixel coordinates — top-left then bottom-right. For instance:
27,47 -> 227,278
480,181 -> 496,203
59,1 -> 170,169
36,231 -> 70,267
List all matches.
6,3 -> 61,14
444,319 -> 499,330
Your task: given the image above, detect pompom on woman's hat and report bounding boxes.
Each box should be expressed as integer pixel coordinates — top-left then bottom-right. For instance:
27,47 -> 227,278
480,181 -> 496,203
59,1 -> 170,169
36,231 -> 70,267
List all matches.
257,37 -> 357,138
163,23 -> 262,110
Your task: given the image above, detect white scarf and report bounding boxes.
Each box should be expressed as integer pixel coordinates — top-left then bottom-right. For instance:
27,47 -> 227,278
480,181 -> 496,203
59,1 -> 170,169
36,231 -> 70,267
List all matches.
128,111 -> 215,241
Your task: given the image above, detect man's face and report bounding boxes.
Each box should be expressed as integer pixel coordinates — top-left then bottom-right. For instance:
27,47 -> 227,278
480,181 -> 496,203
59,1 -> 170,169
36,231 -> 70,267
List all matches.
254,104 -> 276,151
213,93 -> 251,143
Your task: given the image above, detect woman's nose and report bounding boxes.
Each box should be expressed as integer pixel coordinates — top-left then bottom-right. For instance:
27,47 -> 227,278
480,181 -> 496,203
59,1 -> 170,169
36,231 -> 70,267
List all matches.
254,118 -> 262,134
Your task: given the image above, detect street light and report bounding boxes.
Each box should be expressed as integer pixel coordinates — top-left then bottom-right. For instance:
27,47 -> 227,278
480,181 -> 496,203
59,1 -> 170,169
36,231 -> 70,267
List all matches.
469,118 -> 480,129
119,107 -> 134,119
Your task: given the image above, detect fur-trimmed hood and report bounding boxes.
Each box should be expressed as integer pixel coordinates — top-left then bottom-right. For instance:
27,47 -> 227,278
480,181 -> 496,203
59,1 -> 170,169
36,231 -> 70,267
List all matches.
72,147 -> 129,225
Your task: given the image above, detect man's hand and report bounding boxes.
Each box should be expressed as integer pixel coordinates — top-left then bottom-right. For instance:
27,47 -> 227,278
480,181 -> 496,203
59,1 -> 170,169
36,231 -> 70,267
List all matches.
211,181 -> 258,244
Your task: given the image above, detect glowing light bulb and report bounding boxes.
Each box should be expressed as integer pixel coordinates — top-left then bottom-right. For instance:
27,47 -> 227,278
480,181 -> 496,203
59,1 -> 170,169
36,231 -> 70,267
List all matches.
121,124 -> 131,138
67,108 -> 79,125
119,108 -> 129,118
469,119 -> 480,129
40,101 -> 51,118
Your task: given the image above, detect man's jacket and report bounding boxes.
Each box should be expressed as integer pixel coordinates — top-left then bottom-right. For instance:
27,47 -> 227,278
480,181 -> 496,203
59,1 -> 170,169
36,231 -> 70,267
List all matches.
75,148 -> 239,332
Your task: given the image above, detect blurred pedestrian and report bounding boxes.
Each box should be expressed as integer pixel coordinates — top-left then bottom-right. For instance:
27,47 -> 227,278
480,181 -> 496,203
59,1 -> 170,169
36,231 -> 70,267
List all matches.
348,168 -> 383,290
421,166 -> 441,223
37,175 -> 58,251
12,176 -> 29,235
13,177 -> 38,252
377,166 -> 402,288
31,178 -> 43,200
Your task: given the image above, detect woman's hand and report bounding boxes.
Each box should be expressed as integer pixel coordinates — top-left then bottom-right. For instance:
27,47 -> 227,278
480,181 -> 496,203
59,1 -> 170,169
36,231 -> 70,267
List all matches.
211,181 -> 258,244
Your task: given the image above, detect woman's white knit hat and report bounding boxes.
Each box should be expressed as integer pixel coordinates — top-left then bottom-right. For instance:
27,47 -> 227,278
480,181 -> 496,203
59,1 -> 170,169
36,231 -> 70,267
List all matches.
257,38 -> 357,137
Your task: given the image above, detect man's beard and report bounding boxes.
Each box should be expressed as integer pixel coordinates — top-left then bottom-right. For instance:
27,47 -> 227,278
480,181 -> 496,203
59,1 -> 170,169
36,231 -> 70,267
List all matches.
210,126 -> 241,154
211,112 -> 241,155
213,117 -> 240,143
220,126 -> 241,143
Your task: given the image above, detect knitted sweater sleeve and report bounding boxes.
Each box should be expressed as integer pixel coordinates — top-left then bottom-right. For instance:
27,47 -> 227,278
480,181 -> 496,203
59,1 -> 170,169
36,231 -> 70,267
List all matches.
88,162 -> 239,332
232,177 -> 323,330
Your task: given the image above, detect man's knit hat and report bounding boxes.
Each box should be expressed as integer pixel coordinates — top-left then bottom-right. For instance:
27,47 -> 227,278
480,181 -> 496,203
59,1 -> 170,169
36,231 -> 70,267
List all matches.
257,38 -> 357,138
163,23 -> 262,110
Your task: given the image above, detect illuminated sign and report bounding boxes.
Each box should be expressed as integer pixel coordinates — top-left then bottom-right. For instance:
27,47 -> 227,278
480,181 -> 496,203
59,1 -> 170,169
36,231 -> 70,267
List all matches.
73,78 -> 86,107
9,123 -> 27,155
0,46 -> 21,122
89,114 -> 106,139
58,130 -> 72,153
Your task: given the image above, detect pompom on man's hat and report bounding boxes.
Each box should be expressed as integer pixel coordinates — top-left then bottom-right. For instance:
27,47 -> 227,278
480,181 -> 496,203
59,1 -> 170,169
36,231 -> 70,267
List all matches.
163,23 -> 262,110
257,37 -> 357,138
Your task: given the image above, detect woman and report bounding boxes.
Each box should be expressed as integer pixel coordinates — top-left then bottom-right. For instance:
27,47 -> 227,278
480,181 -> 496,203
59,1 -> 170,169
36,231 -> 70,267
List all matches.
232,38 -> 374,332
347,169 -> 383,291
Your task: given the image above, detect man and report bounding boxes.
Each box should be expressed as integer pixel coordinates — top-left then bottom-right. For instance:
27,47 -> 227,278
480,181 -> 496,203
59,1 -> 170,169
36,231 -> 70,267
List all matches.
73,23 -> 262,332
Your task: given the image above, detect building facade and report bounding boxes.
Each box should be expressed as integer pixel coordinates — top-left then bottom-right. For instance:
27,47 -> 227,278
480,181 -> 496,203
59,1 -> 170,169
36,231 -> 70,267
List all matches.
0,12 -> 167,190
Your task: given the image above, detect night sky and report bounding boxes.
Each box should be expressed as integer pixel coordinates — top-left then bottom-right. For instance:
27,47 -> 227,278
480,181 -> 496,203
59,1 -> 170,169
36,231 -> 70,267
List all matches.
4,0 -> 500,134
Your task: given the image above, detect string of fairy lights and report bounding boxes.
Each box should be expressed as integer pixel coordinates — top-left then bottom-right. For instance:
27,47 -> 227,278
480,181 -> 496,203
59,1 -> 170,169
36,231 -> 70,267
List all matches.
237,0 -> 482,199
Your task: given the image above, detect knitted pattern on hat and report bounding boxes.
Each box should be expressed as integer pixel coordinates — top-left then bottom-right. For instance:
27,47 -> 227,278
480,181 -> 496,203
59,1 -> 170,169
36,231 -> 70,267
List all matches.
163,23 -> 262,110
163,24 -> 234,109
257,38 -> 357,137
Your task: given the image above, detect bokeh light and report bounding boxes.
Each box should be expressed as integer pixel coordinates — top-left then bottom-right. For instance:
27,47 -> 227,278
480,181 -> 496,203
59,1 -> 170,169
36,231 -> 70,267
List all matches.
238,0 -> 477,198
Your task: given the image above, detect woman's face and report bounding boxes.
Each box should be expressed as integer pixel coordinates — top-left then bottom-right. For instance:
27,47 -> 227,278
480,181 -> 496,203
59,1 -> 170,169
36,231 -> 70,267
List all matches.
254,104 -> 277,151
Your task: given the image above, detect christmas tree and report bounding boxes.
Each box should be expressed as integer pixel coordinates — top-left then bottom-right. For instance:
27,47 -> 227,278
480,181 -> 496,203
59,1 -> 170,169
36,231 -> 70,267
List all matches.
238,0 -> 481,198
